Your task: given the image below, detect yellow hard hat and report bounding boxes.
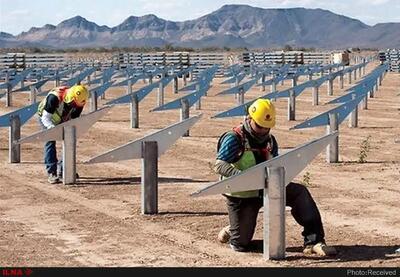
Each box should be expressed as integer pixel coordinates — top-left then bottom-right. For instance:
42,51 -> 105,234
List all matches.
248,98 -> 276,128
64,85 -> 89,107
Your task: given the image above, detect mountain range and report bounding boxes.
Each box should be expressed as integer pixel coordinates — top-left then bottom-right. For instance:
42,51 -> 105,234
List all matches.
1,4 -> 399,49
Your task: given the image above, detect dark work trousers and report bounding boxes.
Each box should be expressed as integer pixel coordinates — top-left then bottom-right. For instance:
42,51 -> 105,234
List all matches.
225,182 -> 325,250
37,116 -> 62,175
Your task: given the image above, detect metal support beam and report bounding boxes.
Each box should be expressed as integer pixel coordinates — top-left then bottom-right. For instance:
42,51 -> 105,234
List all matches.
312,86 -> 319,106
291,77 -> 297,88
261,74 -> 266,92
369,86 -> 375,98
100,79 -> 106,100
158,81 -> 164,107
195,83 -> 201,110
62,126 -> 77,185
264,166 -> 286,260
6,83 -> 12,107
349,94 -> 358,128
348,72 -> 352,84
9,115 -> 21,163
180,99 -> 190,137
327,79 -> 333,96
288,90 -> 295,121
326,113 -> 339,163
30,86 -> 37,104
339,74 -> 344,89
238,88 -> 245,105
55,70 -> 60,87
270,81 -> 276,93
90,91 -> 98,112
183,74 -> 187,86
141,141 -> 158,215
362,93 -> 368,110
131,93 -> 139,129
173,76 -> 179,94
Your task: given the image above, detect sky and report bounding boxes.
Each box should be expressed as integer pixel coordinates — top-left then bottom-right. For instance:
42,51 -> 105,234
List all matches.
1,0 -> 400,35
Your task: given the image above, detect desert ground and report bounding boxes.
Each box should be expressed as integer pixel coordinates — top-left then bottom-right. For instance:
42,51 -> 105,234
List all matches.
0,61 -> 399,267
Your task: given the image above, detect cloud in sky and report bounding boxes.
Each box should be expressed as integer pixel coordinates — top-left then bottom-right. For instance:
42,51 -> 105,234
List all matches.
1,0 -> 399,35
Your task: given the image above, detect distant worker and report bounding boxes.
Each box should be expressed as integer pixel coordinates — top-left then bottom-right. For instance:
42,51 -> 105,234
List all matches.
37,84 -> 89,184
214,98 -> 337,256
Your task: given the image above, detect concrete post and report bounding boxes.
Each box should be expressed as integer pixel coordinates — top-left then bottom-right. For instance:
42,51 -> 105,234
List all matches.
141,141 -> 158,215
348,71 -> 352,84
326,113 -> 339,163
9,115 -> 21,163
264,166 -> 286,260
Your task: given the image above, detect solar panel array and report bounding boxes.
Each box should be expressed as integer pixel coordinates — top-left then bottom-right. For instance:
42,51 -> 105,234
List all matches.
379,49 -> 400,72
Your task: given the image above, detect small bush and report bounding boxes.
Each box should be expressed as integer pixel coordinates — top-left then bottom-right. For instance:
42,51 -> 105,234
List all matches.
358,135 -> 372,163
301,172 -> 312,187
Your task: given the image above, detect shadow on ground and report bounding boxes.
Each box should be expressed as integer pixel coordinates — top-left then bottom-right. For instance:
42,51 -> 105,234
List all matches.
247,240 -> 399,263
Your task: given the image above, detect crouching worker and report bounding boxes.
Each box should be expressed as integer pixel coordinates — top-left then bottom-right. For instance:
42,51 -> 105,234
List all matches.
214,98 -> 337,256
37,84 -> 89,184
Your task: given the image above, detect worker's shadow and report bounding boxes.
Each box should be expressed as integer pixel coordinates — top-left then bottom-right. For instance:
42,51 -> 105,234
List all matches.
75,176 -> 210,186
249,241 -> 399,262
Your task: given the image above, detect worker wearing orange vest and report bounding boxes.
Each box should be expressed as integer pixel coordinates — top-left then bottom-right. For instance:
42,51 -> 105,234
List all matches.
37,85 -> 89,184
214,98 -> 336,256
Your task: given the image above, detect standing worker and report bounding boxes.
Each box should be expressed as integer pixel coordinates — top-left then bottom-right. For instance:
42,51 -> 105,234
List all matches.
37,84 -> 89,184
214,98 -> 337,256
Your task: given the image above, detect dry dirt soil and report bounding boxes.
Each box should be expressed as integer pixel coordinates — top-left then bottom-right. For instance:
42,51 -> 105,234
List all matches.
0,61 -> 399,268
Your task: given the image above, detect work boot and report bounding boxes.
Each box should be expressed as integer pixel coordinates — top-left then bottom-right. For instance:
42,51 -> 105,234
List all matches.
217,225 -> 231,243
230,243 -> 248,252
47,173 -> 60,184
57,172 -> 80,180
303,242 -> 337,256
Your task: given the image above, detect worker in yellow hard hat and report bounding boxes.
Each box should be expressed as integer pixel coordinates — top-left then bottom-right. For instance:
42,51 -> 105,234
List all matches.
37,84 -> 89,184
214,98 -> 337,256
